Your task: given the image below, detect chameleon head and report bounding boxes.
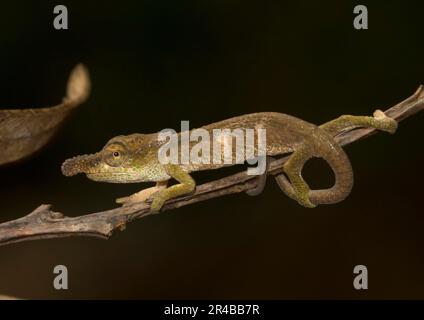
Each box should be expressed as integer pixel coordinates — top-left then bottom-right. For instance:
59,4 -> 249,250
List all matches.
61,134 -> 166,183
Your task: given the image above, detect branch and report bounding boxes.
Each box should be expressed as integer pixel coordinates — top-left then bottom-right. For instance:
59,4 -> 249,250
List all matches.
0,86 -> 423,246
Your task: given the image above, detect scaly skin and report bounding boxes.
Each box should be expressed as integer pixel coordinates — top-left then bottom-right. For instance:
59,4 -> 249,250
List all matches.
61,111 -> 397,212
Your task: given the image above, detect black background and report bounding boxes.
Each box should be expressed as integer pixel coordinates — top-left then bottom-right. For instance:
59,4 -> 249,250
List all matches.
0,0 -> 423,299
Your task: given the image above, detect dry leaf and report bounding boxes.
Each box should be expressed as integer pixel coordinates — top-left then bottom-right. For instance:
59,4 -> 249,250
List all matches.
0,64 -> 91,166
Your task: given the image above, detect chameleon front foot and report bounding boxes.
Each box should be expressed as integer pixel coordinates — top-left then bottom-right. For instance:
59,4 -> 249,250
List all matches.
116,181 -> 168,207
115,187 -> 157,206
149,192 -> 167,213
146,164 -> 196,213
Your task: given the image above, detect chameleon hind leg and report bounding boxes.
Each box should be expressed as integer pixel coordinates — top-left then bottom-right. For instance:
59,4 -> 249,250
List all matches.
320,110 -> 397,135
275,145 -> 316,208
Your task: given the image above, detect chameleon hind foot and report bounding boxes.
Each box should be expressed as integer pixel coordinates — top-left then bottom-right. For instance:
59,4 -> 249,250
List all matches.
276,148 -> 316,208
373,110 -> 397,134
116,181 -> 168,206
275,173 -> 315,208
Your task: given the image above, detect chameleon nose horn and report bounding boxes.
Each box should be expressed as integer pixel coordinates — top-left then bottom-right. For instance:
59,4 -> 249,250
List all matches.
61,153 -> 98,176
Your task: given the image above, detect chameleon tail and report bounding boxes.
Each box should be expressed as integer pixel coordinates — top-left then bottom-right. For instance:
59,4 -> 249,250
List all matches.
275,131 -> 354,207
308,138 -> 354,205
307,110 -> 398,204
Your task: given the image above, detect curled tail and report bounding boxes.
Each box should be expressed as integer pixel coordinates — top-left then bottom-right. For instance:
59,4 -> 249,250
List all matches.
275,130 -> 354,207
309,109 -> 397,204
275,110 -> 397,207
308,138 -> 354,205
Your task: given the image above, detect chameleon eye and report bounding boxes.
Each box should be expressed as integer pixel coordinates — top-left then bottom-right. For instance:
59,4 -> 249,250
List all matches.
103,142 -> 127,167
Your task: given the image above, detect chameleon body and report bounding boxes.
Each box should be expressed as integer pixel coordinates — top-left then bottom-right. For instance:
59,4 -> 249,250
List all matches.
61,111 -> 397,212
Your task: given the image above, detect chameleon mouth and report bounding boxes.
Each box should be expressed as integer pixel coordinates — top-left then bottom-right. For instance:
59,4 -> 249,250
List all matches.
61,153 -> 101,176
85,172 -> 141,183
85,172 -> 111,181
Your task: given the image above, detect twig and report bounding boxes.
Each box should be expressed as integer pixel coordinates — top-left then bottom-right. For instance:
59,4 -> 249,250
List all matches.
0,86 -> 423,246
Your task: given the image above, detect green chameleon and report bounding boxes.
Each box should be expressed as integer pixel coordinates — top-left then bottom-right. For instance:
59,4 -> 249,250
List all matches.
61,111 -> 397,212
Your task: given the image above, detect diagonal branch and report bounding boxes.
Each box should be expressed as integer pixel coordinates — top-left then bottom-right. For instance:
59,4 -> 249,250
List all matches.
0,86 -> 423,246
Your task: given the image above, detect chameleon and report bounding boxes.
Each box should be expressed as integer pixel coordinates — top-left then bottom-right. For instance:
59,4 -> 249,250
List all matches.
61,110 -> 397,212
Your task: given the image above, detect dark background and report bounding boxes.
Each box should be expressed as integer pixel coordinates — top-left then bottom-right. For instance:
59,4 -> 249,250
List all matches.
0,0 -> 423,299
